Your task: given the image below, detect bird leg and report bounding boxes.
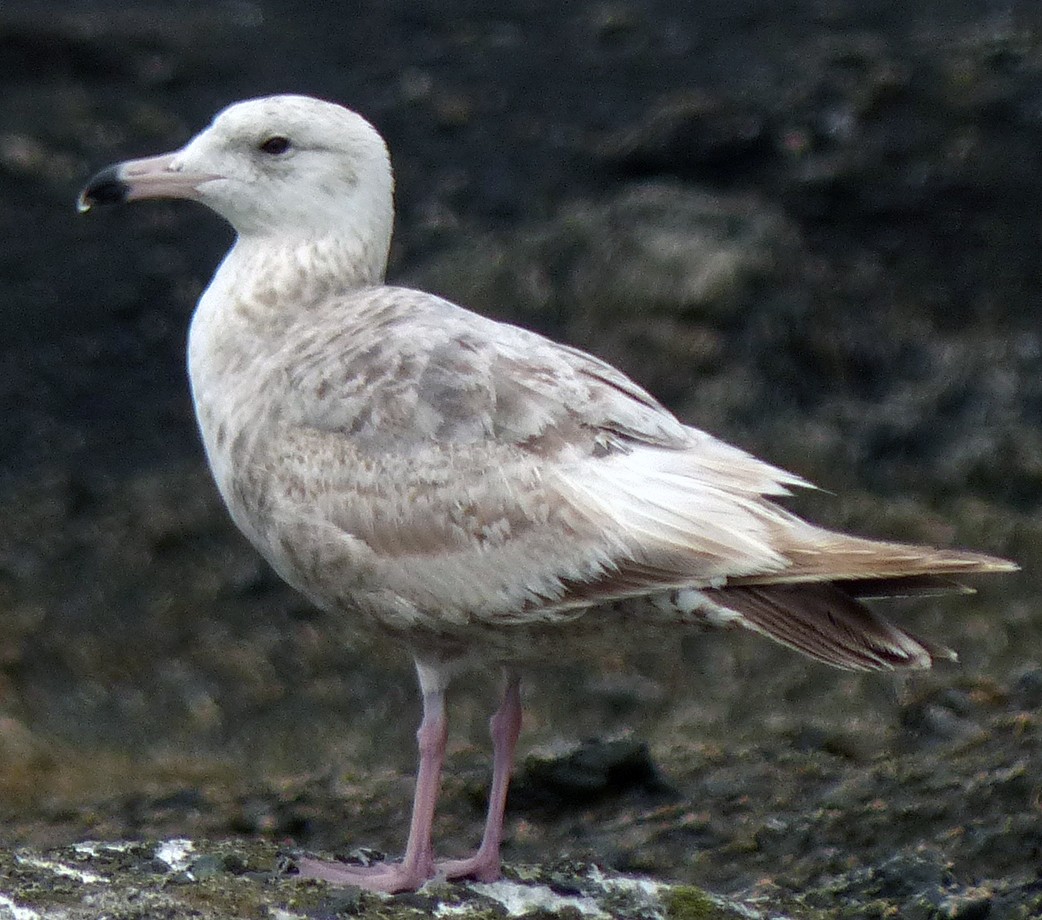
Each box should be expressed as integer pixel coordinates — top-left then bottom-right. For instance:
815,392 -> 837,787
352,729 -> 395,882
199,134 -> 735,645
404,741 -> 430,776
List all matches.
295,659 -> 449,893
437,669 -> 522,883
296,664 -> 523,891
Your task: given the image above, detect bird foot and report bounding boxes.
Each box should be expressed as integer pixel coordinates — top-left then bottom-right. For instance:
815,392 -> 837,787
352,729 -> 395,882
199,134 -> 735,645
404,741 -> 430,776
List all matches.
436,852 -> 502,883
295,855 -> 433,893
295,849 -> 502,892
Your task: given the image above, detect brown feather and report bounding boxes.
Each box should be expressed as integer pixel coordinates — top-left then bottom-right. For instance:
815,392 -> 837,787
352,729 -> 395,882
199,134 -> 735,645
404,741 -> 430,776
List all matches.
540,530 -> 1014,614
752,528 -> 1018,584
703,583 -> 954,671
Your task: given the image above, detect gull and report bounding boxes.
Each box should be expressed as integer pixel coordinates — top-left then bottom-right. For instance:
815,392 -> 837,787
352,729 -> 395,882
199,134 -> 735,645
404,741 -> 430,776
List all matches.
78,95 -> 1015,893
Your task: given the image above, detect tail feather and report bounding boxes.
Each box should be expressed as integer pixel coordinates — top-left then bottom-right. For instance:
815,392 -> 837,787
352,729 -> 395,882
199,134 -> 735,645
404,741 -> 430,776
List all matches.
543,514 -> 1014,671
708,529 -> 1015,670
702,582 -> 957,671
834,575 -> 974,599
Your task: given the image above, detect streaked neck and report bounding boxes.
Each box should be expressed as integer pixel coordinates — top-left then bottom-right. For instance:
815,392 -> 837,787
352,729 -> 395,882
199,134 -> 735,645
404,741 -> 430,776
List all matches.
211,232 -> 388,322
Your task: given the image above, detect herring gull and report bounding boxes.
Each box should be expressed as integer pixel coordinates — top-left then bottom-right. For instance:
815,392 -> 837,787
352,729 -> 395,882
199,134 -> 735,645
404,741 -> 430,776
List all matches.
78,94 -> 1015,893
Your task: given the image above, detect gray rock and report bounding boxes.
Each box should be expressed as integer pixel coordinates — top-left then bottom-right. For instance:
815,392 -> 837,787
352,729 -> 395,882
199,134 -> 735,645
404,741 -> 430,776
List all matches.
408,181 -> 798,327
596,89 -> 771,180
511,738 -> 673,810
0,840 -> 787,920
1011,664 -> 1042,709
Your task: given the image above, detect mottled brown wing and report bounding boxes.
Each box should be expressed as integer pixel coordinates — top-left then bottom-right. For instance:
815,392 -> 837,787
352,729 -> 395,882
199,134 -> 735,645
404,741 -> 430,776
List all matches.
263,287 -> 1012,634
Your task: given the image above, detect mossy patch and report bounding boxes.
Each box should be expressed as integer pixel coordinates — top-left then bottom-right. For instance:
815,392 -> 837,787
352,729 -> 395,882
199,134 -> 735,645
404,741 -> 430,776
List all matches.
665,885 -> 727,920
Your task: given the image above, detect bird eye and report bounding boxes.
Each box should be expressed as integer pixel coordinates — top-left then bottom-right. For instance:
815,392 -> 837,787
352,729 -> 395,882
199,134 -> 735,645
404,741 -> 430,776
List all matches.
258,136 -> 292,155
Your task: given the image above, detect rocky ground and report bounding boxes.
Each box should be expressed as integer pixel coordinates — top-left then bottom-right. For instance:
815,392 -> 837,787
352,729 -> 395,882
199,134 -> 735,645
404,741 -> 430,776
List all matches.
2,1 -> 1042,917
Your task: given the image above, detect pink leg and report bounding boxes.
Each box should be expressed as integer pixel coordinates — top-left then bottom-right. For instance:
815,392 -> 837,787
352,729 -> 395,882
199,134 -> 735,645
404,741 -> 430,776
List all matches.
438,670 -> 522,883
296,660 -> 450,893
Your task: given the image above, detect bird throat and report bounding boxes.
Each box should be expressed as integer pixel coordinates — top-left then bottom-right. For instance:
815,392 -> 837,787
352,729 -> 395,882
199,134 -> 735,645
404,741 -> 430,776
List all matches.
215,233 -> 387,323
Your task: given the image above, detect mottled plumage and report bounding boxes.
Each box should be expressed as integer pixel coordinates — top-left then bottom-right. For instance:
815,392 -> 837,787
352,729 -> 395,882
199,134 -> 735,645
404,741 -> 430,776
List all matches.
79,94 -> 1015,892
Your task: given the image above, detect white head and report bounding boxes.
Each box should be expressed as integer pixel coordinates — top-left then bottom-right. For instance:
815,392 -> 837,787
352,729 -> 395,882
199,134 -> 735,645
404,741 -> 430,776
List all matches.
80,95 -> 395,273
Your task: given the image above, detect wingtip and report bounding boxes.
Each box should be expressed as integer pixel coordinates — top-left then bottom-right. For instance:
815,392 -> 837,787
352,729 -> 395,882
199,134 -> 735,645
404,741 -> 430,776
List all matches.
949,549 -> 1019,575
925,642 -> 959,668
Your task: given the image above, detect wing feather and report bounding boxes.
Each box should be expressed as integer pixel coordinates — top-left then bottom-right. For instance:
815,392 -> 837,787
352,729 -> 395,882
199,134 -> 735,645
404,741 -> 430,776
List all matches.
234,286 -> 1014,655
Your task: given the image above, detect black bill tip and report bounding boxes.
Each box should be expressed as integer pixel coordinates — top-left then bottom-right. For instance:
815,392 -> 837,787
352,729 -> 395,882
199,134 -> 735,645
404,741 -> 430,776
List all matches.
77,165 -> 129,213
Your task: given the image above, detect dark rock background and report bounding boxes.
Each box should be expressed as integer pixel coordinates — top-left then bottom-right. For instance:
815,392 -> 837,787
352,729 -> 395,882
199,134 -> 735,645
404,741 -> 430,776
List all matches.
2,0 -> 1042,915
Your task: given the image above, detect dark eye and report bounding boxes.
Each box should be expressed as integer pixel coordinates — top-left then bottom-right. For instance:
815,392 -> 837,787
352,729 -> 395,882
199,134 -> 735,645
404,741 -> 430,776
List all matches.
258,136 -> 292,155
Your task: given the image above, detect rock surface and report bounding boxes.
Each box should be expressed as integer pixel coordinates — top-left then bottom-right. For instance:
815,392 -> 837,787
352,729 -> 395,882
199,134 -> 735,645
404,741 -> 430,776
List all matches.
0,841 -> 788,920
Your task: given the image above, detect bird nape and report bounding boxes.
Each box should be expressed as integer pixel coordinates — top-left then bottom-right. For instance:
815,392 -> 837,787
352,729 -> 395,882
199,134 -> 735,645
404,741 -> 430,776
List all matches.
78,94 -> 1016,893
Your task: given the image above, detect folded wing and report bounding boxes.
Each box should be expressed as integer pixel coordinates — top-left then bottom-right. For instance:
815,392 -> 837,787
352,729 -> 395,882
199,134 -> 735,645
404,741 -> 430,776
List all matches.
264,287 -> 1015,668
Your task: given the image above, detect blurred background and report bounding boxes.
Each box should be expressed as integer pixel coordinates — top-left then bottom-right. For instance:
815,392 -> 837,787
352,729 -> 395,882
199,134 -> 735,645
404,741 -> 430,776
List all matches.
1,0 -> 1041,907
